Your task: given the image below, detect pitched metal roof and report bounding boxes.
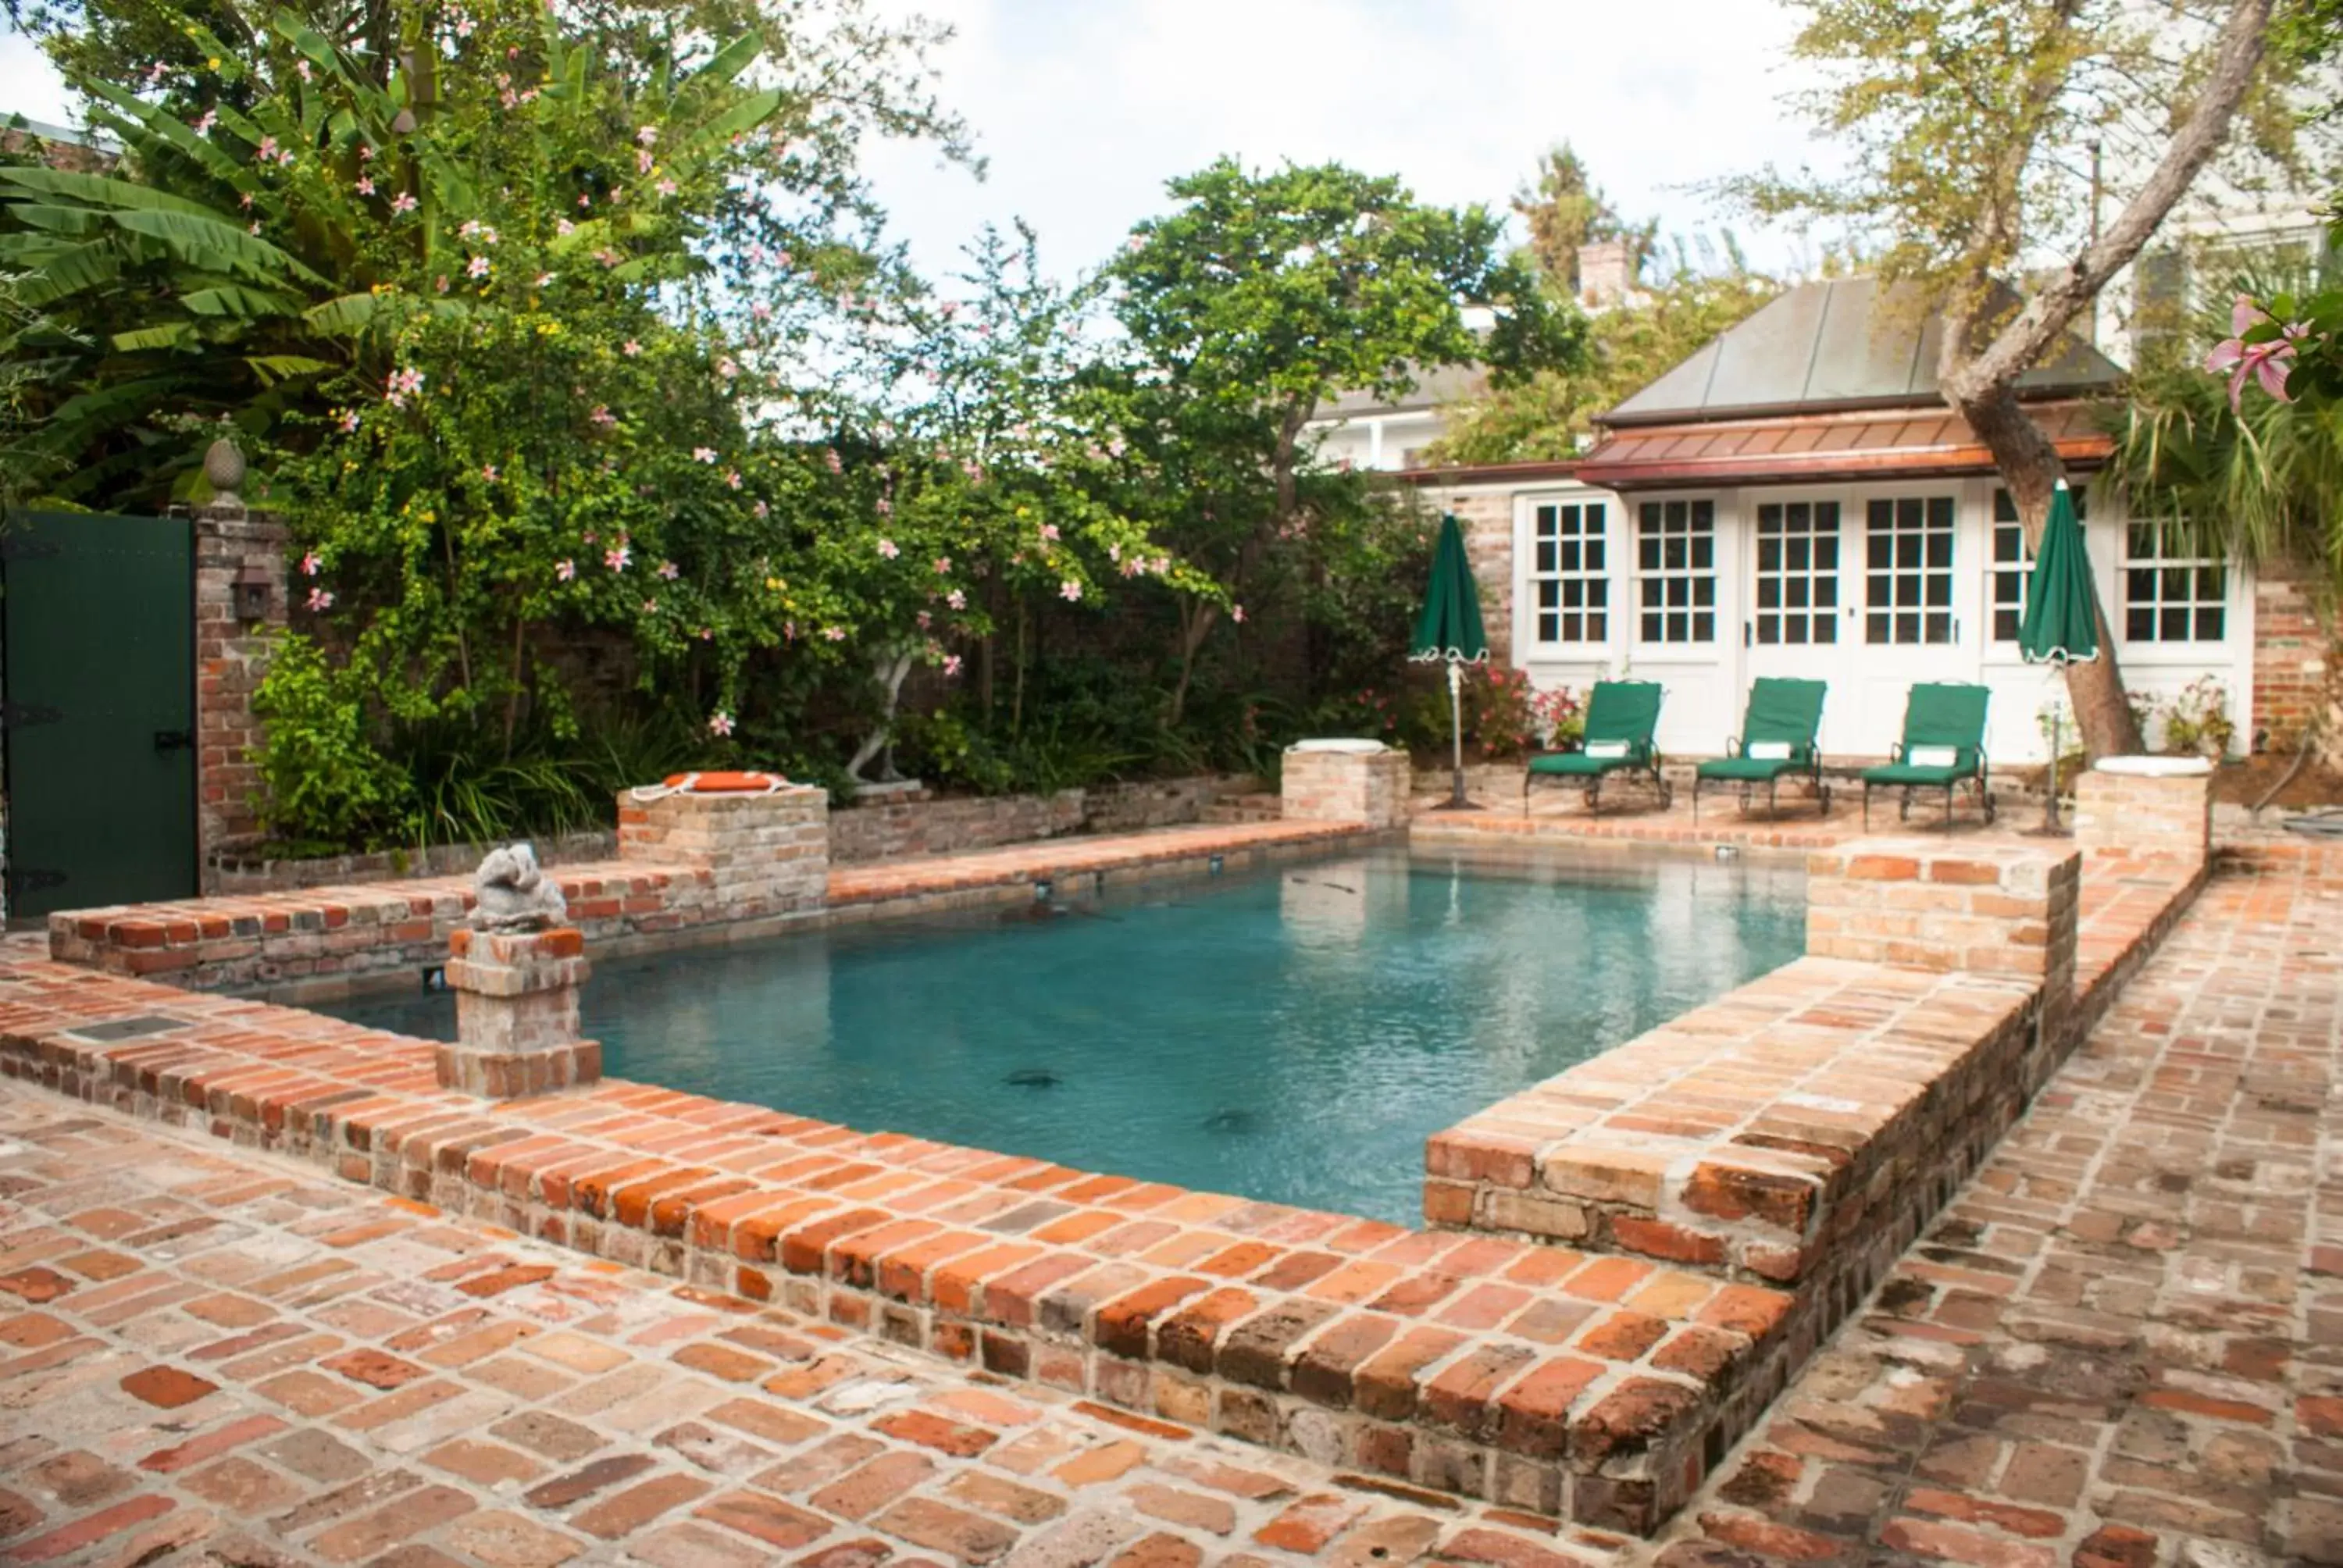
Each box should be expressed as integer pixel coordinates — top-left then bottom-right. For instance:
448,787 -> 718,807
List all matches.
1574,399 -> 2113,491
1606,276 -> 2124,426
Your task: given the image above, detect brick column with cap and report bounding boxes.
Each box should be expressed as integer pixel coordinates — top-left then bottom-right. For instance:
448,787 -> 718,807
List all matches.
436,927 -> 601,1098
193,498 -> 290,886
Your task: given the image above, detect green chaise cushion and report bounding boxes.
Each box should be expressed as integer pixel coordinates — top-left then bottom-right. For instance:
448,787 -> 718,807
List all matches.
1697,751 -> 1807,782
1528,750 -> 1642,778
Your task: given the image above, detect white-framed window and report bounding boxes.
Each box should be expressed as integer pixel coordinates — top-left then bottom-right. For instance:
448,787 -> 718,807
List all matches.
1529,499 -> 1610,644
1752,500 -> 1841,645
2124,521 -> 2227,643
1863,494 -> 1956,645
1635,497 -> 1716,644
1988,486 -> 2088,645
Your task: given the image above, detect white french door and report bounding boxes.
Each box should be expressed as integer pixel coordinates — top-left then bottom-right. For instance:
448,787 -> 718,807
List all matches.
1743,497 -> 1849,753
1851,494 -> 1964,751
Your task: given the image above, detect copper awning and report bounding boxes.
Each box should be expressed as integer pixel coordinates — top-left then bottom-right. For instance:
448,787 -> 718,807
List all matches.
1574,400 -> 2113,492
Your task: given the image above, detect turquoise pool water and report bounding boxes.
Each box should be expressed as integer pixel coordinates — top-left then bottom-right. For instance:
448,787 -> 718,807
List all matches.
323,845 -> 1805,1224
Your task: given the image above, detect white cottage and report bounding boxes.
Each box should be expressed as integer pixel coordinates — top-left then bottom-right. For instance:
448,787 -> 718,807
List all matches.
1401,278 -> 2288,765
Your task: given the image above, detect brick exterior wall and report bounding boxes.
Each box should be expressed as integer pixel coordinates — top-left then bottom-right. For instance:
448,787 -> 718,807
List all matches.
615,786 -> 829,921
2252,559 -> 2329,750
1413,487 -> 1514,662
1279,748 -> 1411,828
193,502 -> 289,881
2072,768 -> 2213,863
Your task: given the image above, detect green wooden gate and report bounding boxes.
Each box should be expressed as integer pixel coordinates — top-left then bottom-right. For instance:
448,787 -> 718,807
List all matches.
2,511 -> 198,919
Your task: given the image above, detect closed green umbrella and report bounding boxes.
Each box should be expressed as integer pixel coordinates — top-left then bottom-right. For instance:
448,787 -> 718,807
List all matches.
2018,479 -> 2100,829
1410,513 -> 1490,810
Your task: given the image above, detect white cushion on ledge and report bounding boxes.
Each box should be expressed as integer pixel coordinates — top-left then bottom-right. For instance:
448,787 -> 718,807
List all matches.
1287,738 -> 1389,754
2095,754 -> 2214,777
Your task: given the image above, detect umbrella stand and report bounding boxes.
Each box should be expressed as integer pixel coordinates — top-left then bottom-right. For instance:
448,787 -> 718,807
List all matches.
2044,703 -> 2064,833
1432,657 -> 1482,812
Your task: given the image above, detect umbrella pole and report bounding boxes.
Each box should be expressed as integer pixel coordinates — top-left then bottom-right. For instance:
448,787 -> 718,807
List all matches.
2045,706 -> 2063,832
1449,659 -> 1467,809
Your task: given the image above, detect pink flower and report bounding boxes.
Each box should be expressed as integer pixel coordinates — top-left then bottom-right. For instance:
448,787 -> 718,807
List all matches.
2206,294 -> 2303,411
877,539 -> 900,559
823,625 -> 847,642
552,558 -> 577,583
946,589 -> 966,611
355,176 -> 375,196
915,610 -> 932,629
1232,604 -> 1246,624
642,598 -> 658,613
933,557 -> 952,574
590,404 -> 617,427
752,301 -> 773,321
657,560 -> 679,580
1040,522 -> 1060,542
716,356 -> 738,379
466,255 -> 490,279
250,222 -> 262,236
753,500 -> 770,519
578,192 -> 593,209
726,470 -> 742,490
390,192 -> 417,215
193,109 -> 217,134
300,551 -> 322,576
637,126 -> 659,148
623,340 -> 641,356
436,275 -> 450,294
656,178 -> 677,198
637,148 -> 655,174
693,447 -> 717,463
708,710 -> 735,736
555,218 -> 575,237
824,448 -> 843,474
337,410 -> 359,433
698,627 -> 713,641
480,464 -> 498,481
533,272 -> 552,288
258,135 -> 278,159
305,587 -> 334,611
605,543 -> 632,571
1060,579 -> 1082,602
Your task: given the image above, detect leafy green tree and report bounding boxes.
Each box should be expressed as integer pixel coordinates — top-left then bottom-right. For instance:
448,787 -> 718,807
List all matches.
1510,143 -> 1657,298
1103,157 -> 1584,721
1719,0 -> 2296,757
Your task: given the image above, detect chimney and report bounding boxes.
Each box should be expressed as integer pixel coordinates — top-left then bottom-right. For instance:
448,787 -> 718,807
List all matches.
1578,240 -> 1633,308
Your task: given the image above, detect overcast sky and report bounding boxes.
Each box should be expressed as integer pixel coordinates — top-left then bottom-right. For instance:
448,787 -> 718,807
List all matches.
3,2 -> 1837,286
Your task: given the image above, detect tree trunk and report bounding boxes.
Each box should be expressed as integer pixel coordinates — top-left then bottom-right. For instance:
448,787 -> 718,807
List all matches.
1955,383 -> 2143,758
846,648 -> 918,783
1167,597 -> 1218,729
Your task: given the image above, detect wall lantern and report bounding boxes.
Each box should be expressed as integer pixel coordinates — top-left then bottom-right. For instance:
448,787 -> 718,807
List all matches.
232,565 -> 273,622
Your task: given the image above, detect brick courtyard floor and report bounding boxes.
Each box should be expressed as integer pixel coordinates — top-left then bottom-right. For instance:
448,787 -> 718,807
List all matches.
0,849 -> 2335,1565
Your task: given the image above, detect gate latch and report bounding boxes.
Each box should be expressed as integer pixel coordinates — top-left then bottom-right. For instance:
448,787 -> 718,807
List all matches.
0,702 -> 61,730
153,729 -> 194,752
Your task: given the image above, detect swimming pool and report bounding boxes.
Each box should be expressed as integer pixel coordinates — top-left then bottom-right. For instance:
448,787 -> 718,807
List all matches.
324,844 -> 1806,1224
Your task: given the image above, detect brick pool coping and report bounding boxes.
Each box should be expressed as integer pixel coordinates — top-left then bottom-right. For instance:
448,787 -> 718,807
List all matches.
48,819 -> 1375,1000
0,946 -> 1797,1536
12,808 -> 2213,1538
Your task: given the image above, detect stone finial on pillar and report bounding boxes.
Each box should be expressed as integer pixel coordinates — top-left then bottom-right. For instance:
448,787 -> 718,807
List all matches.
434,845 -> 599,1098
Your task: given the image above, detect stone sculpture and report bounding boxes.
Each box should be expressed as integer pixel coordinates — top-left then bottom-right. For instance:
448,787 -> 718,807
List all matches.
472,843 -> 569,931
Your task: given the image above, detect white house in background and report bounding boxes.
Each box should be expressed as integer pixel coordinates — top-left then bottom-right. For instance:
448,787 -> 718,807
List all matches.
1401,276 -> 2283,767
1305,363 -> 1487,473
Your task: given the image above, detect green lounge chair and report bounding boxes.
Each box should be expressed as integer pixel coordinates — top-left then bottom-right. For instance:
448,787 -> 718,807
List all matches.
1694,678 -> 1829,821
1525,680 -> 1670,814
1861,682 -> 1996,829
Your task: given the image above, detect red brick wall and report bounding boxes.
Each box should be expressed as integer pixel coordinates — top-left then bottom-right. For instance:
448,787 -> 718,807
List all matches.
194,504 -> 289,880
2252,560 -> 2329,750
1415,488 -> 1515,663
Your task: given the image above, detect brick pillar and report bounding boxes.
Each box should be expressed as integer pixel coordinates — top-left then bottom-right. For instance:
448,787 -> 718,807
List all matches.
1280,745 -> 1411,829
616,784 -> 829,919
437,927 -> 601,1097
2072,765 -> 2213,864
193,501 -> 289,886
1805,840 -> 2081,996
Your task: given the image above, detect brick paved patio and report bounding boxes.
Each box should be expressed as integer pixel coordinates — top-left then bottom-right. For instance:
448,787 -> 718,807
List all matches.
0,845 -> 2331,1564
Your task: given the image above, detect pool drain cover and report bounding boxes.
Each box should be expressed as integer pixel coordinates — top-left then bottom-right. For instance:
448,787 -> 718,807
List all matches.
65,1015 -> 191,1042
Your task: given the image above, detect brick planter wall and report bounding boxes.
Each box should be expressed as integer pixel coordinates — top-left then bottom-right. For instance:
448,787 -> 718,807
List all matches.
208,830 -> 618,896
827,777 -> 1245,864
1281,748 -> 1411,829
615,784 -> 829,921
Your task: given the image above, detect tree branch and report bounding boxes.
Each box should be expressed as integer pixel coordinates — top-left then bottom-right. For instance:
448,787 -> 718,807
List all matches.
1943,0 -> 2273,400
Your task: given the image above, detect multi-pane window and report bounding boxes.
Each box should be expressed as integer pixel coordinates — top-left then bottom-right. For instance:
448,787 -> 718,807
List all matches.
1530,501 -> 1608,644
1865,496 -> 1956,644
1989,486 -> 2087,644
1753,501 -> 1839,644
1635,499 -> 1716,643
2124,522 -> 2227,642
